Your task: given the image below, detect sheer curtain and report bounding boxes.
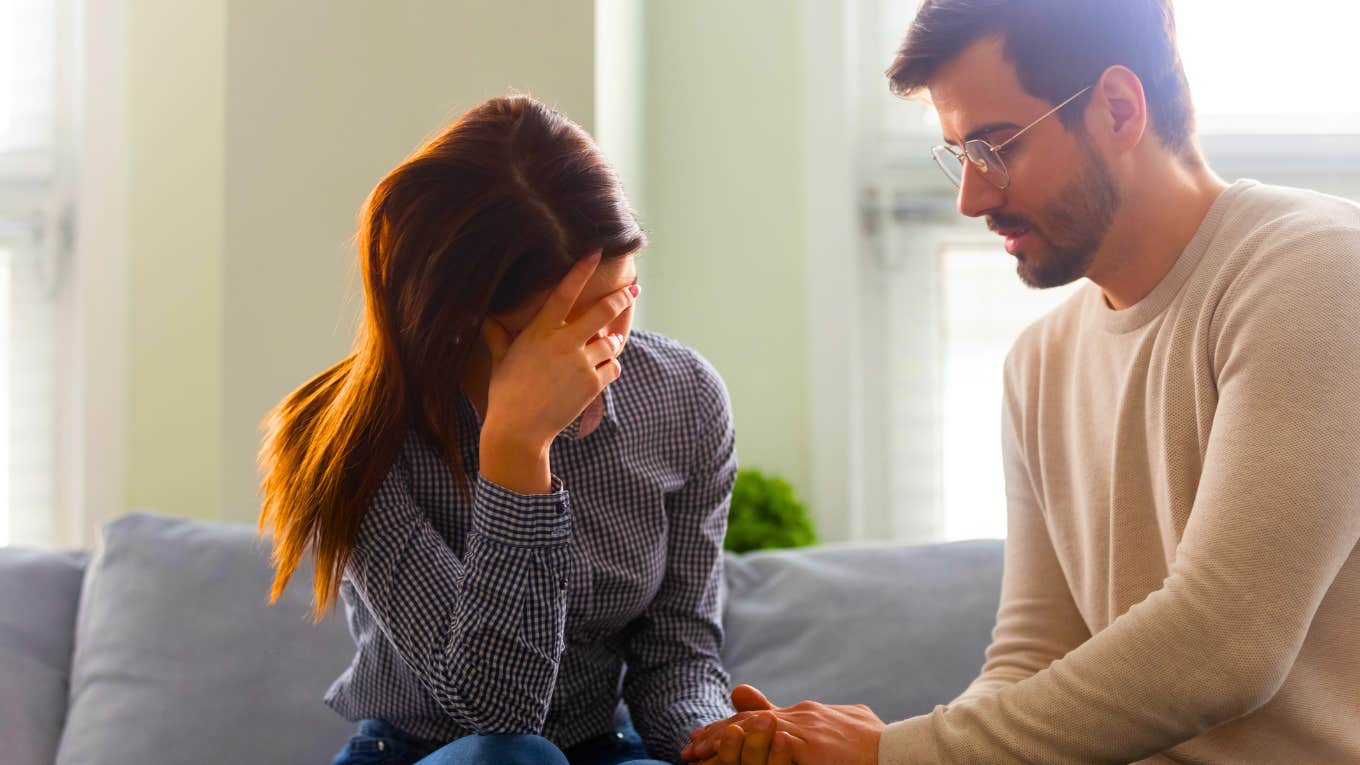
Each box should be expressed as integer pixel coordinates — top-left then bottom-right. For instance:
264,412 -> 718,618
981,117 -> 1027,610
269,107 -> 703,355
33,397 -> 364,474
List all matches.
0,0 -> 71,547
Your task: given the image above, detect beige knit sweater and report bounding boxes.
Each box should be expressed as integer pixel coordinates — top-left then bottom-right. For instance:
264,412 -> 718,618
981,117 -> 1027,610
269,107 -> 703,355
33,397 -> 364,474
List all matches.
880,180 -> 1360,764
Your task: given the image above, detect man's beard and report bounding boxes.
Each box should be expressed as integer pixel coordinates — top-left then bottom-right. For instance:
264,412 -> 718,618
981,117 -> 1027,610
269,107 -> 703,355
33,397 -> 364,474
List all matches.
990,142 -> 1121,289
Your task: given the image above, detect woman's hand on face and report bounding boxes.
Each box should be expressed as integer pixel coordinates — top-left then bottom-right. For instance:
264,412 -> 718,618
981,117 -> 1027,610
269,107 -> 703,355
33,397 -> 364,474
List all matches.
480,251 -> 637,456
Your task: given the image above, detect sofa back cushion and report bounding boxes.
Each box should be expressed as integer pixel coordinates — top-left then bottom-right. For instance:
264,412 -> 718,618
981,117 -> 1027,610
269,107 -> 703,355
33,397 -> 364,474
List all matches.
56,513 -> 358,765
0,547 -> 89,765
50,513 -> 1004,765
721,540 -> 1003,721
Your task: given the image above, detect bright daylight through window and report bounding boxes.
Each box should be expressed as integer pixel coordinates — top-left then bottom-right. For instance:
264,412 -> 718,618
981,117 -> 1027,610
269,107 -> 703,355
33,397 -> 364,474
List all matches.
0,0 -> 60,547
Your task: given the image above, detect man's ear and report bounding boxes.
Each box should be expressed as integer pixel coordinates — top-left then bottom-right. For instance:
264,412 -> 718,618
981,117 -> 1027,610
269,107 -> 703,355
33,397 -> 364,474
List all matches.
1087,65 -> 1148,154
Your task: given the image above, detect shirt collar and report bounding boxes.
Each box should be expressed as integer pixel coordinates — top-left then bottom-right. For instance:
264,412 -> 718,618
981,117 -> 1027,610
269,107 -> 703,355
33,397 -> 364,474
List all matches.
558,383 -> 621,442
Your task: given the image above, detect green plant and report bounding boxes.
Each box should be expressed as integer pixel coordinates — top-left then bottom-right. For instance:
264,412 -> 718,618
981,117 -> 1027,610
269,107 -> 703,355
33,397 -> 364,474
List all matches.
724,468 -> 818,553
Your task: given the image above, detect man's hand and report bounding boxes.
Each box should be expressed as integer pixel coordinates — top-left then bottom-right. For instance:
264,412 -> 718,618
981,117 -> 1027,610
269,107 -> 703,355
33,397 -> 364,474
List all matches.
685,686 -> 783,762
684,685 -> 786,765
682,685 -> 885,765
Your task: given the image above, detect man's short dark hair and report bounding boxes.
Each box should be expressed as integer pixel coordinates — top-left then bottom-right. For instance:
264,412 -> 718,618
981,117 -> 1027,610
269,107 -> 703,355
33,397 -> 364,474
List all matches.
886,0 -> 1196,157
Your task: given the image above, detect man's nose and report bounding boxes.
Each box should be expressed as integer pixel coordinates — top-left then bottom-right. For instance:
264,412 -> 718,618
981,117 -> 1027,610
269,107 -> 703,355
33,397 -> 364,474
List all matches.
957,158 -> 1005,218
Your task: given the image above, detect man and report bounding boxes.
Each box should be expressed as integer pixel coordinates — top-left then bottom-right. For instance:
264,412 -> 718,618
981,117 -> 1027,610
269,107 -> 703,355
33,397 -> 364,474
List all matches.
681,0 -> 1360,762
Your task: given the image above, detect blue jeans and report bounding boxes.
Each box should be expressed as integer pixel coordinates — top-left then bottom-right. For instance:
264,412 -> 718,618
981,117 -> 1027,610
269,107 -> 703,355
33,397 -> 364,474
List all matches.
331,718 -> 670,765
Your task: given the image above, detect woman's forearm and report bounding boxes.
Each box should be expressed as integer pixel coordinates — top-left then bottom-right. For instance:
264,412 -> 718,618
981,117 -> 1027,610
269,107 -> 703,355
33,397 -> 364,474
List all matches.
478,423 -> 552,495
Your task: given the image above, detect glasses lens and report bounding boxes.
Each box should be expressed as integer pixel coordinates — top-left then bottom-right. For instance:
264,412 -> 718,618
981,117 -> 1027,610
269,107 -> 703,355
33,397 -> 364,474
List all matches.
964,141 -> 1009,189
930,146 -> 965,188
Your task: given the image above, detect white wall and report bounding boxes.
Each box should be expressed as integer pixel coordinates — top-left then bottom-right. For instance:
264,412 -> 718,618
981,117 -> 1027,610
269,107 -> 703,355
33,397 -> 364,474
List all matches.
221,0 -> 597,522
65,0 -> 130,545
109,0 -> 597,528
595,0 -> 647,233
124,0 -> 227,525
106,0 -> 852,538
799,0 -> 864,542
637,0 -> 815,514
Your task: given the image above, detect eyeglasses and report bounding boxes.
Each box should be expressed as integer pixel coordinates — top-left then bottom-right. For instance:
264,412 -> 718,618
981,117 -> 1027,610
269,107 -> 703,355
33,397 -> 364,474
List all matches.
930,84 -> 1093,191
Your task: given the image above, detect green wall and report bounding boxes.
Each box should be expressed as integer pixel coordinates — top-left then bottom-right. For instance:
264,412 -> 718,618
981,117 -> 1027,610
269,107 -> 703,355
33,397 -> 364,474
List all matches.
637,1 -> 813,506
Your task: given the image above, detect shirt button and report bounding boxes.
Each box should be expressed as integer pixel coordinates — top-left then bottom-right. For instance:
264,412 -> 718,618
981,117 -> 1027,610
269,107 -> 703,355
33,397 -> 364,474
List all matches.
559,577 -> 568,590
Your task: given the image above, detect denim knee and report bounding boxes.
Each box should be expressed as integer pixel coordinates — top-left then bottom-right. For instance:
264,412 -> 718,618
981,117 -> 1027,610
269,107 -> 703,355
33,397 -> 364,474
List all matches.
422,733 -> 569,765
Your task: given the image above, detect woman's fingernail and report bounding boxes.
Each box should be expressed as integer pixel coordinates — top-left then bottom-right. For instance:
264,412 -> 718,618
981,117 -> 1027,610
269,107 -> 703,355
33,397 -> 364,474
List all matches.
628,284 -> 640,298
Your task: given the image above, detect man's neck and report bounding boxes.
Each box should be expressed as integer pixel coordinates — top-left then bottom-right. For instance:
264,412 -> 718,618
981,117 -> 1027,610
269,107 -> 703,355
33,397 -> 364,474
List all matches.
1089,156 -> 1229,310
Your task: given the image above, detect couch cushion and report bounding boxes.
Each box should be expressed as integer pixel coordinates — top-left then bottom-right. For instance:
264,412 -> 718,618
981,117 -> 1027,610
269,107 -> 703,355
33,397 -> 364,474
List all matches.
0,547 -> 88,765
56,513 -> 358,765
721,540 -> 1002,722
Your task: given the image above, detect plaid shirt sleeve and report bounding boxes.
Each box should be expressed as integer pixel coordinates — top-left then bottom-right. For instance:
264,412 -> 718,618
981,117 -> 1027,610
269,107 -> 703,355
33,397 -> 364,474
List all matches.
622,351 -> 738,762
347,450 -> 574,734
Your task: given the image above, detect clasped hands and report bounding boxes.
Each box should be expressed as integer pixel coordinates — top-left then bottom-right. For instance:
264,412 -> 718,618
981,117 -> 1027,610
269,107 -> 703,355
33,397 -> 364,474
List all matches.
680,685 -> 885,765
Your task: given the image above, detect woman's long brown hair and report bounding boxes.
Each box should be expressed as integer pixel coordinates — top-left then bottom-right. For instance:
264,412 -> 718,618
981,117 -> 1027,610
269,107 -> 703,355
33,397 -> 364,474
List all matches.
259,96 -> 645,620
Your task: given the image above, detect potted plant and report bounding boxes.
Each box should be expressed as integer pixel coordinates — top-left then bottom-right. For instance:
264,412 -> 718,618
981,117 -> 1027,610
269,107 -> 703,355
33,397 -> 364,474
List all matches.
724,469 -> 818,553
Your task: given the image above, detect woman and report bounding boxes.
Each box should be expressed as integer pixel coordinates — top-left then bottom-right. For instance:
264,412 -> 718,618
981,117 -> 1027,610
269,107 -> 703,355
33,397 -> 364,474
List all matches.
258,95 -> 737,765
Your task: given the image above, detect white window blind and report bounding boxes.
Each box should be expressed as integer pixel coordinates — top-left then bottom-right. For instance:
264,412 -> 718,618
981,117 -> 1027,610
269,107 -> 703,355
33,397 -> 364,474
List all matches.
939,244 -> 1079,540
856,208 -> 1076,543
0,0 -> 65,547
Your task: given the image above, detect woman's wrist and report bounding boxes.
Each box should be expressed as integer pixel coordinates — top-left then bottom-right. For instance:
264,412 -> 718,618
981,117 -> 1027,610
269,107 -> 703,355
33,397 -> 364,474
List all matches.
479,423 -> 553,495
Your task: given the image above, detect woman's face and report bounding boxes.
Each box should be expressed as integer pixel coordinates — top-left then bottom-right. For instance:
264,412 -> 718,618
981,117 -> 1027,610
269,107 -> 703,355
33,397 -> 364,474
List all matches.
494,252 -> 639,344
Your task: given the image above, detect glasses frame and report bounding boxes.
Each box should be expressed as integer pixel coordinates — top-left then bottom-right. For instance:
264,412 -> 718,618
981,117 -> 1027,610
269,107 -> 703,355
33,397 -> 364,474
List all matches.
931,84 -> 1094,191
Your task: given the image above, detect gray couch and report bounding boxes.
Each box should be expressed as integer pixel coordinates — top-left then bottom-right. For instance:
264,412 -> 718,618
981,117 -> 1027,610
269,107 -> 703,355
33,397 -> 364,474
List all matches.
0,512 -> 1002,765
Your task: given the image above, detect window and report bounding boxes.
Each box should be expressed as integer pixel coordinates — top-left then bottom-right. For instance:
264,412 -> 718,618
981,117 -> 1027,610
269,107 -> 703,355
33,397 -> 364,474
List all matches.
871,0 -> 1360,139
0,0 -> 70,547
1178,2 -> 1360,134
854,0 -> 1360,542
851,211 -> 1079,543
939,245 -> 1079,540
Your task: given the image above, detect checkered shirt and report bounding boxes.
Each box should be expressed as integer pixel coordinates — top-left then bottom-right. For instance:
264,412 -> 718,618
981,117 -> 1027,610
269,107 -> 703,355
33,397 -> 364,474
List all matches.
324,330 -> 737,762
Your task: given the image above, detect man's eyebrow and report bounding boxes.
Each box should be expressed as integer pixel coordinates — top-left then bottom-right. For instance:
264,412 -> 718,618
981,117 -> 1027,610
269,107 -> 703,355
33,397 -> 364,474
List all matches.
945,121 -> 1023,147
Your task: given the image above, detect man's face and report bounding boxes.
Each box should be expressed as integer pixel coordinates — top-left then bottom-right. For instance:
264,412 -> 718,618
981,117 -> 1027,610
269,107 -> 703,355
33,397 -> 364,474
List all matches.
928,36 -> 1120,288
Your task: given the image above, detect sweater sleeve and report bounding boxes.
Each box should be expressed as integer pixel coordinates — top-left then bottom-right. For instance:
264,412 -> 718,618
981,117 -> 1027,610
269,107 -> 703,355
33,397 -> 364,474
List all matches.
952,361 -> 1092,705
881,228 -> 1360,763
